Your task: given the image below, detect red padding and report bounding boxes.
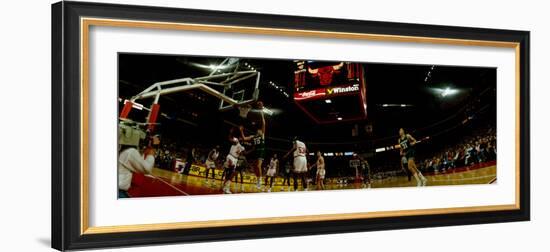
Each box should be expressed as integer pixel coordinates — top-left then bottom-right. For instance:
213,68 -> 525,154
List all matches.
119,101 -> 133,119
127,173 -> 145,197
147,104 -> 160,132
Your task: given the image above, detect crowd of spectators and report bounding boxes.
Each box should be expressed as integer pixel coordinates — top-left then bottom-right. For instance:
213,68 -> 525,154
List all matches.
153,139 -> 213,172
417,127 -> 496,173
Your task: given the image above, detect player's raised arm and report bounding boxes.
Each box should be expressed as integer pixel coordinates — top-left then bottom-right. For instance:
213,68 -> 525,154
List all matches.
258,102 -> 266,135
283,147 -> 295,159
407,134 -> 417,145
283,141 -> 297,159
239,125 -> 254,141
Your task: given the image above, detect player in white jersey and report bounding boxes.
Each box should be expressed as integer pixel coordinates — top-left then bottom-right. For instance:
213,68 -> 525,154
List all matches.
312,151 -> 326,190
222,138 -> 245,194
264,154 -> 278,192
118,134 -> 160,198
285,137 -> 308,191
204,146 -> 220,185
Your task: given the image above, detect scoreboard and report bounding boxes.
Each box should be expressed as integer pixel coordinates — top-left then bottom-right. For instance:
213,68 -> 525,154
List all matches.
292,61 -> 367,124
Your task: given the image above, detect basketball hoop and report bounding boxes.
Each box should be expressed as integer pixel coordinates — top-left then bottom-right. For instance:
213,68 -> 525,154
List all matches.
122,57 -> 261,131
238,104 -> 252,119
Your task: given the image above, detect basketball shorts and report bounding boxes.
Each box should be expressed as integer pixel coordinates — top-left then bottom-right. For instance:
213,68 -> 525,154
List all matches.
266,168 -> 277,177
316,167 -> 326,179
224,155 -> 238,170
251,148 -> 266,161
293,156 -> 307,173
405,149 -> 415,160
205,160 -> 216,169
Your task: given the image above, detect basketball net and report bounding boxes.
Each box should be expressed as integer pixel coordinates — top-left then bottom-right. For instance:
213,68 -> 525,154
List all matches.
238,105 -> 252,119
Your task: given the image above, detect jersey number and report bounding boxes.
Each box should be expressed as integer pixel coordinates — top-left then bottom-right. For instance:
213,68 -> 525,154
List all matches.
254,138 -> 262,145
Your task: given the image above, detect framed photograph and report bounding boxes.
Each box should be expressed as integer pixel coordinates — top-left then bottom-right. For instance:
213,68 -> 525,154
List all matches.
51,1 -> 530,251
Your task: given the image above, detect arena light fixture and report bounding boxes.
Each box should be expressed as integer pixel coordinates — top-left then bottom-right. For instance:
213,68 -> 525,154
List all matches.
190,62 -> 230,71
441,87 -> 458,97
381,103 -> 412,108
337,117 -> 343,121
430,86 -> 459,97
375,147 -> 386,153
424,65 -> 435,83
325,99 -> 332,104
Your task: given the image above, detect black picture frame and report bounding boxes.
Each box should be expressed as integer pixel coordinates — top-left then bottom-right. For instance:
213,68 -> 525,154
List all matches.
52,1 -> 530,251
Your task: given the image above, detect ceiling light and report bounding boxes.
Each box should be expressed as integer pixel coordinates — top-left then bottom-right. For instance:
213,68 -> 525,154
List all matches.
441,87 -> 458,97
325,99 -> 332,104
337,117 -> 343,121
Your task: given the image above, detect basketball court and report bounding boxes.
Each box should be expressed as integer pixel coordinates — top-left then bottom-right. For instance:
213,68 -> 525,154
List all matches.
125,161 -> 496,197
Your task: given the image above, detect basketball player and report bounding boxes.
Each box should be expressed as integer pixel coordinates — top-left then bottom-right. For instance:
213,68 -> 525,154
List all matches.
349,153 -> 362,183
281,160 -> 292,191
359,155 -> 371,188
285,137 -> 308,191
222,126 -> 241,182
313,151 -> 326,190
204,146 -> 220,186
181,147 -> 197,175
222,138 -> 245,194
240,102 -> 266,190
400,152 -> 412,182
265,154 -> 279,192
398,128 -> 427,186
118,134 -> 160,198
234,149 -> 249,192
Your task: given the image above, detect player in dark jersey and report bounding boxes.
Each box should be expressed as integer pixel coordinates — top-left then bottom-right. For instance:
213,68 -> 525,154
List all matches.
359,155 -> 371,188
400,152 -> 412,182
240,102 -> 267,190
281,160 -> 292,191
397,128 -> 427,186
233,150 -> 249,192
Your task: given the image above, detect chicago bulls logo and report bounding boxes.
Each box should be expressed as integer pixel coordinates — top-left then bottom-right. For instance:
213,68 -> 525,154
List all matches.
308,62 -> 344,86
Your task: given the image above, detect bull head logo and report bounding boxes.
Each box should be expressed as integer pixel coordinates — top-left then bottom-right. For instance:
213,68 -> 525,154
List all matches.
308,62 -> 344,86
